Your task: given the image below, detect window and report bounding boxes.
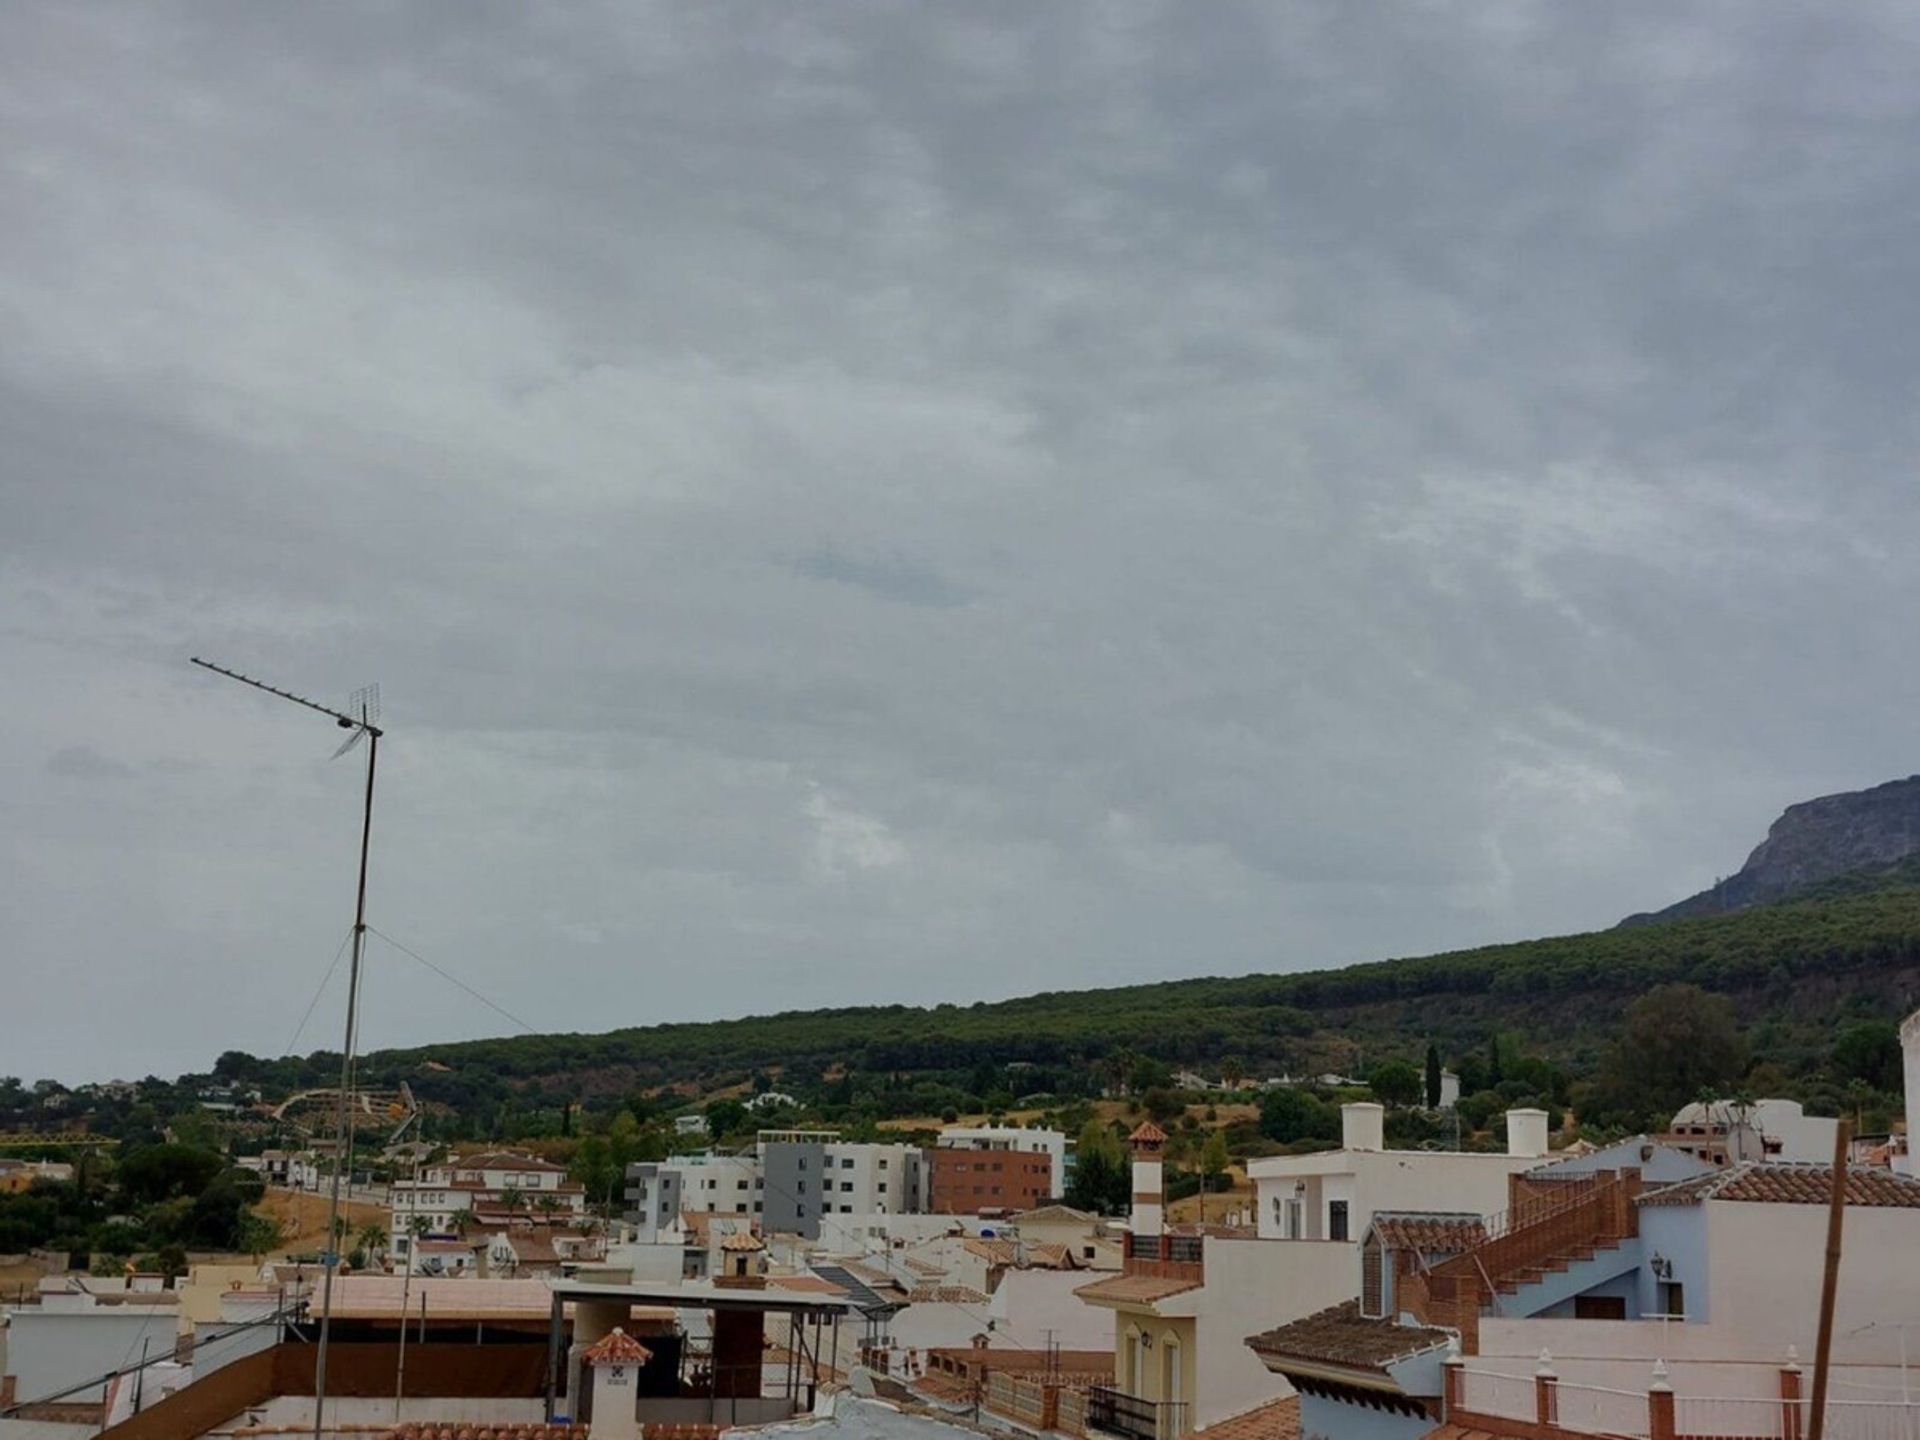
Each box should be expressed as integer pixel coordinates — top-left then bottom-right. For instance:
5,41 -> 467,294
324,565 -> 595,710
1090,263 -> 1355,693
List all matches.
798,1180 -> 807,1193
1658,1282 -> 1685,1318
842,1158 -> 855,1169
1328,1201 -> 1350,1242
1575,1295 -> 1627,1320
877,1183 -> 887,1194
1284,1198 -> 1304,1239
841,1181 -> 854,1192
879,1159 -> 889,1170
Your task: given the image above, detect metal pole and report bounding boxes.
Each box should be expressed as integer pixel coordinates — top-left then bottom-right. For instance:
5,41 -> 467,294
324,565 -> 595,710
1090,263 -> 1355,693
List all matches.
544,1289 -> 564,1422
394,1151 -> 419,1420
1808,1119 -> 1853,1440
313,729 -> 379,1440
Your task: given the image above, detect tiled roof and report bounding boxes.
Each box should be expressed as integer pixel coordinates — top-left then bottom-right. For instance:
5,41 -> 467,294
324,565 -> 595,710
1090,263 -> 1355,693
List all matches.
1639,1163 -> 1920,1208
447,1151 -> 567,1173
903,1255 -> 946,1276
381,1425 -> 586,1440
1246,1301 -> 1452,1374
1012,1204 -> 1096,1225
1368,1213 -> 1488,1254
964,1239 -> 1020,1266
1074,1272 -> 1204,1305
322,1276 -> 557,1321
908,1284 -> 991,1304
1128,1121 -> 1169,1146
719,1230 -> 766,1252
766,1275 -> 845,1295
583,1328 -> 654,1365
1191,1396 -> 1302,1440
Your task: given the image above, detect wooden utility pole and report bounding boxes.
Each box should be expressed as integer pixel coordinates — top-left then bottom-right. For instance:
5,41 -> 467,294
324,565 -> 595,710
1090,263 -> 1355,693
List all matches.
1807,1118 -> 1854,1440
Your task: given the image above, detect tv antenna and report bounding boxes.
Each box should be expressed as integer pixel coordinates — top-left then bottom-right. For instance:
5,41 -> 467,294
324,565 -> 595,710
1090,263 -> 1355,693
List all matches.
190,657 -> 382,1440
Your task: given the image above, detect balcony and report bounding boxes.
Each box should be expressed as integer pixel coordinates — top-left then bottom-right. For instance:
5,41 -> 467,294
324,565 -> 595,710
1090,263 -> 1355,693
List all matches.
1087,1385 -> 1189,1440
1122,1232 -> 1205,1283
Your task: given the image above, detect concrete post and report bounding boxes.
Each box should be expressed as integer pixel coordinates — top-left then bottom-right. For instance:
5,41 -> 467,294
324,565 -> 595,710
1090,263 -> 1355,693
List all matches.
1536,1350 -> 1558,1427
1443,1350 -> 1464,1419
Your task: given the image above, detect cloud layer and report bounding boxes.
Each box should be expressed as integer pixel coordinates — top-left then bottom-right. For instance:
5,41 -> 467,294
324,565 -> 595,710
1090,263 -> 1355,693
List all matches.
7,2 -> 1920,1081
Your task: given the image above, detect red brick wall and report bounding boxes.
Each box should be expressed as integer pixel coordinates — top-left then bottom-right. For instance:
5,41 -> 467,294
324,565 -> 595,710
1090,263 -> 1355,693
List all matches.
926,1148 -> 1054,1214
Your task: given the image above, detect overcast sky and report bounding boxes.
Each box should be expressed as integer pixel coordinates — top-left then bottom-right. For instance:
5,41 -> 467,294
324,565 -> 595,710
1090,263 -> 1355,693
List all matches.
7,3 -> 1920,1084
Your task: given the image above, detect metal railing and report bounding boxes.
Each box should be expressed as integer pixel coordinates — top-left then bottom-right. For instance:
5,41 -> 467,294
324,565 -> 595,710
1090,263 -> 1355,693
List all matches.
1087,1385 -> 1189,1440
1458,1368 -> 1535,1417
1554,1381 -> 1653,1437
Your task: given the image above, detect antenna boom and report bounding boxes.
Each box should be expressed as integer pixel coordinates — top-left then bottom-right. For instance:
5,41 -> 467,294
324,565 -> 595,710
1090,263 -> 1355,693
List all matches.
190,657 -> 384,736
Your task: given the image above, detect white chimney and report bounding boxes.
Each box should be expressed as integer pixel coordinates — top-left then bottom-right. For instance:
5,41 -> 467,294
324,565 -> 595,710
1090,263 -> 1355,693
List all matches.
1342,1102 -> 1385,1153
1900,1010 -> 1920,1176
1506,1108 -> 1550,1160
1128,1122 -> 1167,1241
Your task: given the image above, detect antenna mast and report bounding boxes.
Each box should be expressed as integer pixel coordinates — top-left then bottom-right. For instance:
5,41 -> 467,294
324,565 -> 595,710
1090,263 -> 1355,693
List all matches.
190,657 -> 382,1440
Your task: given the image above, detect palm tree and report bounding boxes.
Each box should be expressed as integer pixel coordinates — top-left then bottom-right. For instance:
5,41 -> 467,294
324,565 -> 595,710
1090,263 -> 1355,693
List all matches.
357,1222 -> 388,1265
1220,1057 -> 1246,1091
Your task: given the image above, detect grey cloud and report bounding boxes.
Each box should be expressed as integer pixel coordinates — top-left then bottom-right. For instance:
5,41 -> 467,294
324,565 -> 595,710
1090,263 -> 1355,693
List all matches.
6,1 -> 1920,1081
45,744 -> 135,779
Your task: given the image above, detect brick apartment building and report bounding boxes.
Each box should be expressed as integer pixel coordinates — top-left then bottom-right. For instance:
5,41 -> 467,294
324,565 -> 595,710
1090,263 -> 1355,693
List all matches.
926,1146 -> 1054,1214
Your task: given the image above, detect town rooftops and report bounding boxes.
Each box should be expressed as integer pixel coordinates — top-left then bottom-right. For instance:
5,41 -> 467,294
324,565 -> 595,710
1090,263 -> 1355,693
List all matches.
1639,1162 -> 1920,1208
1246,1300 -> 1451,1375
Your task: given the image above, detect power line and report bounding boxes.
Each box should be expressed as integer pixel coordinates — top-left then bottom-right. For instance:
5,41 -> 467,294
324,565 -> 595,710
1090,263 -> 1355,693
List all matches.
367,926 -> 543,1036
282,928 -> 357,1059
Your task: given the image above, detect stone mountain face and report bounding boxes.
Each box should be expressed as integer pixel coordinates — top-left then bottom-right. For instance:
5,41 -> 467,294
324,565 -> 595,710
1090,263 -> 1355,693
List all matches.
1622,774 -> 1920,926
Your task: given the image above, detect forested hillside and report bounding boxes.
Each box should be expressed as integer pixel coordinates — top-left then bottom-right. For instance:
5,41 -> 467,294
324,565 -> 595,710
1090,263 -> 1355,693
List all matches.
209,860 -> 1920,1128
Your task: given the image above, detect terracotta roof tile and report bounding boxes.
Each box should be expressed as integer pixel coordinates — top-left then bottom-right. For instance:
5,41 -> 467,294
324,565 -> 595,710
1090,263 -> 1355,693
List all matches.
582,1327 -> 654,1365
1639,1163 -> 1920,1208
1128,1121 -> 1169,1146
1192,1396 -> 1301,1440
382,1423 -> 588,1440
1074,1272 -> 1204,1304
1368,1213 -> 1488,1254
718,1231 -> 765,1251
1012,1204 -> 1097,1225
1246,1300 -> 1451,1374
908,1284 -> 991,1304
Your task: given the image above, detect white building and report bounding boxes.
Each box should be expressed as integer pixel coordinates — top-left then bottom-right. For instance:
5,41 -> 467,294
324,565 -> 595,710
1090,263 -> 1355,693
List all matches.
1074,1107 -> 1568,1436
388,1149 -> 587,1262
1248,1102 -> 1551,1242
673,1113 -> 711,1137
1666,1096 -> 1842,1164
937,1124 -> 1070,1196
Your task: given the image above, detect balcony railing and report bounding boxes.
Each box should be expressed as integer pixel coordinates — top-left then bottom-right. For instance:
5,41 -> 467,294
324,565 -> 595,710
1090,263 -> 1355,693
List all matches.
1087,1385 -> 1189,1440
1123,1233 -> 1206,1261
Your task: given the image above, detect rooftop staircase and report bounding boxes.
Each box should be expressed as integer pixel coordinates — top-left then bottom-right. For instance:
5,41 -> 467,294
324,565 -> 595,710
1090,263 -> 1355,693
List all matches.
1400,1171 -> 1641,1351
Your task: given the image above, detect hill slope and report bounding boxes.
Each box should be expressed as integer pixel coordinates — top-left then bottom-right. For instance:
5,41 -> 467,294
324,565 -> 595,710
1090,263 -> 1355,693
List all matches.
281,865 -> 1920,1116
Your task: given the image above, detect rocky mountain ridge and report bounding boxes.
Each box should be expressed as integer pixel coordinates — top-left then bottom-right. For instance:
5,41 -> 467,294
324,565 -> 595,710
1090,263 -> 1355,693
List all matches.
1622,774 -> 1920,926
